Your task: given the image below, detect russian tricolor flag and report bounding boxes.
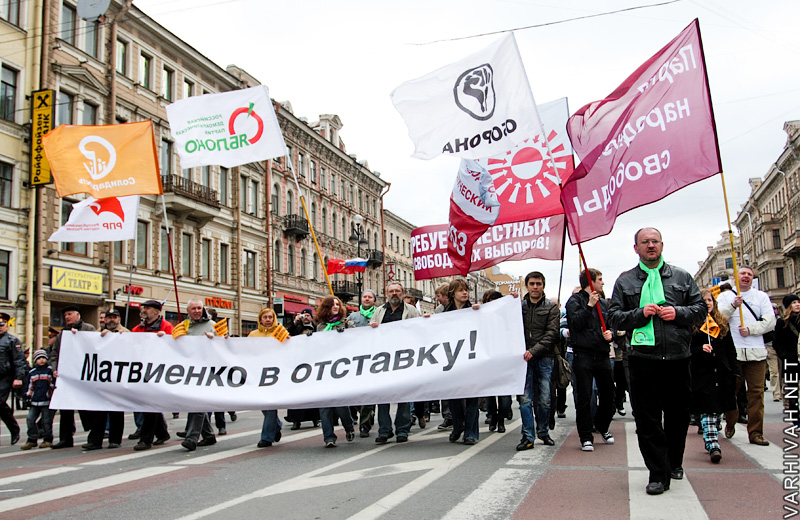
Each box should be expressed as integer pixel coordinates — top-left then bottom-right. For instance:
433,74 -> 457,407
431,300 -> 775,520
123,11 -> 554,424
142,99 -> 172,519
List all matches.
327,258 -> 368,275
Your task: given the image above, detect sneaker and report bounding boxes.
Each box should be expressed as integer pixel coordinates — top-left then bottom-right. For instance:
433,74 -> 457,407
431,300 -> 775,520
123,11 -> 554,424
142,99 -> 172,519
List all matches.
257,440 -> 272,448
617,407 -> 627,416
437,418 -> 453,430
218,427 -> 227,436
153,434 -> 170,446
516,439 -> 534,451
39,441 -> 51,449
134,442 -> 151,451
601,432 -> 615,445
582,441 -> 594,451
197,437 -> 217,447
359,426 -> 370,438
709,448 -> 722,463
127,428 -> 141,440
346,430 -> 355,442
325,441 -> 336,448
20,441 -> 36,450
418,415 -> 426,429
539,435 -> 555,446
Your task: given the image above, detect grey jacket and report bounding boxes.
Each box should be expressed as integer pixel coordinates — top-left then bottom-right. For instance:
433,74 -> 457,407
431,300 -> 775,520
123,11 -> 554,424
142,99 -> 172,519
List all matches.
49,320 -> 97,371
370,302 -> 420,324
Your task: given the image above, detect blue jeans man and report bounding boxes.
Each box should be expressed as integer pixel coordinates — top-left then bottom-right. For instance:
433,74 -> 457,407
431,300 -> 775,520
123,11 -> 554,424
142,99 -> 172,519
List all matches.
258,410 -> 282,447
520,357 -> 554,444
376,403 -> 411,442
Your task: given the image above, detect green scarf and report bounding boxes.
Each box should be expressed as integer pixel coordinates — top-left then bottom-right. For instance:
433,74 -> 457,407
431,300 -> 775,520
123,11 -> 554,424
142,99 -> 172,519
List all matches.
359,305 -> 376,319
631,258 -> 666,347
324,319 -> 343,332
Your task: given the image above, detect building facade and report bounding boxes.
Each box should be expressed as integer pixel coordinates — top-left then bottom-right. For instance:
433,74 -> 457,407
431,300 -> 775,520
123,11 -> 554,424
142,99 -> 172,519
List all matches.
694,232 -> 739,289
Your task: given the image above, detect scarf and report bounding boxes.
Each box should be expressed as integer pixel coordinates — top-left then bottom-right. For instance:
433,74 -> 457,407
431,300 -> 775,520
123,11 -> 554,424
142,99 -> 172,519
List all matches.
631,258 -> 665,347
257,309 -> 289,342
701,315 -> 720,339
323,317 -> 343,331
359,305 -> 376,319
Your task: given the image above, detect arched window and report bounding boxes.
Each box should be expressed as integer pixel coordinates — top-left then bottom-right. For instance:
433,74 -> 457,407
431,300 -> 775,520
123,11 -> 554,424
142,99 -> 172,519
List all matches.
374,232 -> 378,248
300,248 -> 307,278
311,202 -> 317,228
313,252 -> 319,280
342,217 -> 347,241
271,183 -> 280,215
287,190 -> 294,215
332,212 -> 337,239
322,208 -> 327,235
273,240 -> 281,272
287,244 -> 295,274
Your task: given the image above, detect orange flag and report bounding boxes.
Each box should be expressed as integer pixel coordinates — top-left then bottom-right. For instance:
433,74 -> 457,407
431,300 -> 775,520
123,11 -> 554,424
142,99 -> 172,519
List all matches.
42,120 -> 163,198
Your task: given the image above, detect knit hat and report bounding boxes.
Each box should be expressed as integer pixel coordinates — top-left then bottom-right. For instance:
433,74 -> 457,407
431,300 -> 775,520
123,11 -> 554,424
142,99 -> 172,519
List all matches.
33,349 -> 47,362
783,294 -> 800,309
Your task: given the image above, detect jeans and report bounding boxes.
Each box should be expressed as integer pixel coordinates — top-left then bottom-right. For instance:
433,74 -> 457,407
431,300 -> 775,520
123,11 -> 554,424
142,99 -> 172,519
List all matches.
26,405 -> 54,442
185,412 -> 215,443
260,410 -> 282,442
573,351 -> 615,443
520,357 -> 554,441
377,403 -> 411,438
449,398 -> 480,441
133,412 -> 144,429
319,406 -> 353,443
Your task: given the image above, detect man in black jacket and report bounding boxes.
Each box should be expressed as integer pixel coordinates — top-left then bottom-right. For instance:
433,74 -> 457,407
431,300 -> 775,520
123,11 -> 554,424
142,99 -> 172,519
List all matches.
566,269 -> 615,452
608,228 -> 706,496
0,312 -> 25,445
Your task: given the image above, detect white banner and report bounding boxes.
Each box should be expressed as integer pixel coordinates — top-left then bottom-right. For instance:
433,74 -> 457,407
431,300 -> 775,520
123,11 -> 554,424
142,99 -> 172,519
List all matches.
48,196 -> 140,242
51,296 -> 526,412
391,33 -> 541,160
166,85 -> 288,168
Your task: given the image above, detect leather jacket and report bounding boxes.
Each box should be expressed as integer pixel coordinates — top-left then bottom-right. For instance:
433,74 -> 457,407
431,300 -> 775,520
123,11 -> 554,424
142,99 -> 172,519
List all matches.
521,293 -> 560,358
608,261 -> 706,361
566,290 -> 612,356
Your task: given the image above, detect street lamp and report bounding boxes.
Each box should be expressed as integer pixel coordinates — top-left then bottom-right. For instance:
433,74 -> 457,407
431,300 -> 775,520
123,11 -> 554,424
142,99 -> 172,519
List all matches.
349,214 -> 369,300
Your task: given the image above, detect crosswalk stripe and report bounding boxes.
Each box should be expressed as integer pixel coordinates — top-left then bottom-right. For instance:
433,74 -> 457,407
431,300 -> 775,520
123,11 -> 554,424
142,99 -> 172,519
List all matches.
724,427 -> 783,476
441,467 -> 535,520
0,466 -> 81,487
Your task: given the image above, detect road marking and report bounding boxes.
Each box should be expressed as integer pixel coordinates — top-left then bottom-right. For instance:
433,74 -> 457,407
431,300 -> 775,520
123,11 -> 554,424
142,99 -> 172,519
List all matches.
0,466 -> 81,487
625,422 -> 646,468
177,428 -> 321,465
441,468 -> 535,520
628,469 -> 709,520
0,466 -> 183,513
724,427 -> 783,478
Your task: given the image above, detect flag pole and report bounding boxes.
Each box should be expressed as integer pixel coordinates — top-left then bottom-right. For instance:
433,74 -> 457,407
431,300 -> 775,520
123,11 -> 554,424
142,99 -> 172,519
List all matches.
695,19 -> 744,323
555,220 -> 567,307
160,195 -> 182,322
577,243 -> 607,331
286,156 -> 334,296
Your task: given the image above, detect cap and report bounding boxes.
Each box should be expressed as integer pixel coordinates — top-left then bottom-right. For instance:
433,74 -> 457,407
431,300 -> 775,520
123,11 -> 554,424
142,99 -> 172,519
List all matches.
106,308 -> 120,317
301,308 -> 313,315
0,312 -> 10,324
141,299 -> 163,310
61,305 -> 80,314
783,294 -> 800,309
33,349 -> 47,362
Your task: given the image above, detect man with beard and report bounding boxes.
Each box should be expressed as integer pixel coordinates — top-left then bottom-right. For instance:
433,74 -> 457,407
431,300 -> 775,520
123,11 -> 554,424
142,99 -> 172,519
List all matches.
131,300 -> 173,451
370,282 -> 419,444
49,305 -> 96,449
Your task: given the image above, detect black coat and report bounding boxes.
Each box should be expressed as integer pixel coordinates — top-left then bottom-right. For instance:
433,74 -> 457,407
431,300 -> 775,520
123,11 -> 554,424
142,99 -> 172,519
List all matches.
773,316 -> 799,363
690,326 -> 739,414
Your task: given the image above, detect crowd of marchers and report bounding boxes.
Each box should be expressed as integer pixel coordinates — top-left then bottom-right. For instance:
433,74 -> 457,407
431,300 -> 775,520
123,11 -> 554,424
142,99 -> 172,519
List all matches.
0,226 -> 788,496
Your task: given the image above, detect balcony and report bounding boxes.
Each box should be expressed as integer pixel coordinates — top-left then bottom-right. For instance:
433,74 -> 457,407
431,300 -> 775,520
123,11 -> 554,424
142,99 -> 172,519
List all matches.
366,249 -> 384,268
407,287 -> 423,300
161,174 -> 221,225
283,214 -> 309,241
784,232 -> 800,258
332,280 -> 358,302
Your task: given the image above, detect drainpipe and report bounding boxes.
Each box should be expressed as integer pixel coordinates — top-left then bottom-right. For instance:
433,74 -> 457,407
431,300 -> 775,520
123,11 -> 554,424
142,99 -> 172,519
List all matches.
379,182 -> 391,297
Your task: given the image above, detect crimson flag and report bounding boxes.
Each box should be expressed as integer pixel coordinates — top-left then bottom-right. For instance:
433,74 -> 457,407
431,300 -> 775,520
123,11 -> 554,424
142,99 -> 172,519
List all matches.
561,19 -> 721,244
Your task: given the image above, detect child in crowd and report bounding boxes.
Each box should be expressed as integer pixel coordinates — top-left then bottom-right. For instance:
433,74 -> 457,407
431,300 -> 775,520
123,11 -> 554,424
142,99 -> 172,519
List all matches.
20,350 -> 55,450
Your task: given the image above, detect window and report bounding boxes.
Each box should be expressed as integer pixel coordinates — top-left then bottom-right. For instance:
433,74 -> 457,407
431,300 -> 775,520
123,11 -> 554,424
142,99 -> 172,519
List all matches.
136,221 -> 148,267
1,66 -> 17,122
114,241 -> 123,263
1,1 -> 20,25
220,243 -> 229,284
60,199 -> 87,255
311,203 -> 317,228
341,180 -> 346,200
273,240 -> 281,272
241,320 -> 258,336
773,229 -> 781,249
349,184 -> 354,205
313,252 -> 319,281
725,257 -> 733,270
60,4 -> 76,45
287,190 -> 294,215
0,250 -> 9,300
320,168 -> 326,190
300,249 -> 307,278
116,40 -> 127,75
321,208 -> 327,234
271,183 -> 280,215
161,68 -> 174,101
201,166 -> 210,188
331,173 -> 336,195
181,168 -> 191,180
310,161 -> 316,184
244,250 -> 256,288
251,179 -> 258,216
160,228 -> 169,271
181,233 -> 192,276
219,167 -> 228,205
81,102 -> 97,125
56,91 -> 73,126
81,19 -> 98,58
201,238 -> 211,279
240,176 -> 247,211
390,233 -> 394,251
342,217 -> 346,241
183,79 -> 193,99
332,212 -> 337,239
298,154 -> 304,177
359,189 -> 363,211
777,267 -> 786,288
287,245 -> 294,275
139,54 -> 152,89
0,162 -> 12,208
160,140 -> 172,176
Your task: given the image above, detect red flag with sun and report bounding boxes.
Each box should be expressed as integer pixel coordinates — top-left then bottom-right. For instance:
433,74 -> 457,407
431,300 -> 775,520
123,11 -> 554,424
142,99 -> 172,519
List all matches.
477,98 -> 571,223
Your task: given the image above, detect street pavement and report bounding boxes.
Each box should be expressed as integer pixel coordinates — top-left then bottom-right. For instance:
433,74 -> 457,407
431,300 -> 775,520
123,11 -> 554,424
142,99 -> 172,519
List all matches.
0,392 -> 787,520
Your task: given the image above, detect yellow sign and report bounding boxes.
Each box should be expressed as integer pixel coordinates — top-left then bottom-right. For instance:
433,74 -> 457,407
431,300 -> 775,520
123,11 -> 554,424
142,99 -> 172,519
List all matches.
50,266 -> 103,295
31,89 -> 55,186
